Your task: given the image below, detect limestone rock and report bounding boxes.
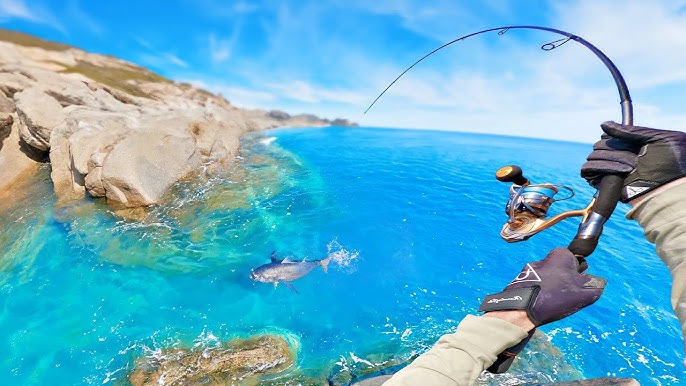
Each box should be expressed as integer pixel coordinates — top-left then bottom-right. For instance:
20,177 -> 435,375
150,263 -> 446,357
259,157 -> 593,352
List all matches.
0,113 -> 11,144
0,117 -> 41,192
14,88 -> 65,151
0,70 -> 33,98
0,28 -> 354,210
49,107 -> 133,202
100,129 -> 201,207
129,335 -> 295,386
0,89 -> 14,112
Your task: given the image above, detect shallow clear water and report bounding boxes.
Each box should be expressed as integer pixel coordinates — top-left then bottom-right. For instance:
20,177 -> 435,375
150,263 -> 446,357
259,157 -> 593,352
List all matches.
0,127 -> 683,385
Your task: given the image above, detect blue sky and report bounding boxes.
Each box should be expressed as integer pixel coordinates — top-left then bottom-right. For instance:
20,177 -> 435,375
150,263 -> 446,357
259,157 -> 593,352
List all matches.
1,0 -> 685,142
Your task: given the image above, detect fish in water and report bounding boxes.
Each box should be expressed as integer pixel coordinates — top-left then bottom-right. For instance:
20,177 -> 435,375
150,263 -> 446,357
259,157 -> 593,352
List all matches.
250,251 -> 332,293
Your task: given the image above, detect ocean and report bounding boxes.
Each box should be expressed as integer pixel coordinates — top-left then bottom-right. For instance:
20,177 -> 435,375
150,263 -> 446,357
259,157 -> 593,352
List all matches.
0,126 -> 682,385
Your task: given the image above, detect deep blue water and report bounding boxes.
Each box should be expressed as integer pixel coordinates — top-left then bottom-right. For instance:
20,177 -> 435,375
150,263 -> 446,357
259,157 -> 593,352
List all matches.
0,127 -> 683,385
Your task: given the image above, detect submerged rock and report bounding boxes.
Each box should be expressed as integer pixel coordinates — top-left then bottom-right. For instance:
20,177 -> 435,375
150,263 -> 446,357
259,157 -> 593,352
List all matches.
128,335 -> 296,386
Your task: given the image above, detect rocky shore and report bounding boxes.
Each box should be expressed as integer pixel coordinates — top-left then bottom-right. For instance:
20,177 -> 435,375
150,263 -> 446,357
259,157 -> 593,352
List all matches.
0,28 -> 355,211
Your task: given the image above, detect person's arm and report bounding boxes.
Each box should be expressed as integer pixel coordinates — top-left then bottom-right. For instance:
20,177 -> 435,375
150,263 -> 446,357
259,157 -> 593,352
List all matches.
581,121 -> 686,363
382,314 -> 528,385
626,177 -> 686,364
383,248 -> 605,386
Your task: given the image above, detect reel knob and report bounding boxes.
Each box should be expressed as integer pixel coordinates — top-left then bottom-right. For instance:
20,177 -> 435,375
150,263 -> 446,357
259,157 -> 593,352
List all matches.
495,165 -> 529,186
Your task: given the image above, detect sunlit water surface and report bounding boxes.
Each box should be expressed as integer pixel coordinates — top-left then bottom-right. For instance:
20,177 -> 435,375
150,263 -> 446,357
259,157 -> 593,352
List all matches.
0,127 -> 682,385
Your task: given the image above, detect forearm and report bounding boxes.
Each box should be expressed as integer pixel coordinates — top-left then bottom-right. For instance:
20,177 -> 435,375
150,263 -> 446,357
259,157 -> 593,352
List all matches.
382,315 -> 528,386
627,178 -> 686,355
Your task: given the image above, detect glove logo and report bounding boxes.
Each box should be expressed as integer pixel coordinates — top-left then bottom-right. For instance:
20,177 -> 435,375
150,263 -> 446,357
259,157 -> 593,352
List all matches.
487,295 -> 523,304
623,185 -> 650,200
510,263 -> 541,284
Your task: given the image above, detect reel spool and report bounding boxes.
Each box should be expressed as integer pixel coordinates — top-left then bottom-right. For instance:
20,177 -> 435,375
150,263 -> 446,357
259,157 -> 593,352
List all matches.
496,165 -> 586,242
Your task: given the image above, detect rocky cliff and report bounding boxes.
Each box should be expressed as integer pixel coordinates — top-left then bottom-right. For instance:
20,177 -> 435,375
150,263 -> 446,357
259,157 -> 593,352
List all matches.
0,28 -> 354,210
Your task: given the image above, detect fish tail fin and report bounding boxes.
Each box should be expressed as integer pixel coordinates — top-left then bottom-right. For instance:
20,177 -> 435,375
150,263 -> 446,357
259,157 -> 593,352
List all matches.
321,255 -> 332,273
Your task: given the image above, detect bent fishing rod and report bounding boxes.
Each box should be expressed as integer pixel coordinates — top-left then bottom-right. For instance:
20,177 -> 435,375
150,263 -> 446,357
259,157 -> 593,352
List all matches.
366,25 -> 633,374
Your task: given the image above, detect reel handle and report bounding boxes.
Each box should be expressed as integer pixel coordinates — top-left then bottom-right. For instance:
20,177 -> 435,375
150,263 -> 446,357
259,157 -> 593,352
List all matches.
495,165 -> 529,186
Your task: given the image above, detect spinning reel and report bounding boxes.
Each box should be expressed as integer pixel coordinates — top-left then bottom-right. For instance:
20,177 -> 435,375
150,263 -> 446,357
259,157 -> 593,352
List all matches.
496,165 -> 595,243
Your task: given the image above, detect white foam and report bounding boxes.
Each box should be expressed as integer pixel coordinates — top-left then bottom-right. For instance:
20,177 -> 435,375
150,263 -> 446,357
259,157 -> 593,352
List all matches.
349,352 -> 374,366
401,328 -> 412,340
326,238 -> 360,272
259,136 -> 277,145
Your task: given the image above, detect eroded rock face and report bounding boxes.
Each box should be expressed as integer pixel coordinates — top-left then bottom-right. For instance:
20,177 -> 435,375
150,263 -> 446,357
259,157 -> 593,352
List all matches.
14,88 -> 65,151
0,29 -> 352,209
128,335 -> 296,386
101,130 -> 201,207
0,117 -> 41,190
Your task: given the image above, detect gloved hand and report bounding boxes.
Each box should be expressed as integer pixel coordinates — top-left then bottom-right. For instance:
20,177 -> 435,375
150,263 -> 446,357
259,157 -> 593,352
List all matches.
581,121 -> 686,203
479,248 -> 606,326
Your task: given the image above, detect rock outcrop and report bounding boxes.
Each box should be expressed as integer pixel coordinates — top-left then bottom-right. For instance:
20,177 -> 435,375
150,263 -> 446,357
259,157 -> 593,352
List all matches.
0,28 -> 355,209
128,335 -> 296,386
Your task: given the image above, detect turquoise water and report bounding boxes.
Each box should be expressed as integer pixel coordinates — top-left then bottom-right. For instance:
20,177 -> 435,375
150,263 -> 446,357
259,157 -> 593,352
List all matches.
0,127 -> 683,385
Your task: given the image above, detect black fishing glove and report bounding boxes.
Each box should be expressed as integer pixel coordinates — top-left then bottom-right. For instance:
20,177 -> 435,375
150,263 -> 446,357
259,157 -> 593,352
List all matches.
479,248 -> 606,326
581,121 -> 686,202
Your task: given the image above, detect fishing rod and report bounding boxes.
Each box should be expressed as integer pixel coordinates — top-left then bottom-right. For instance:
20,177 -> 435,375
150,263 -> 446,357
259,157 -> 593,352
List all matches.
366,26 -> 632,374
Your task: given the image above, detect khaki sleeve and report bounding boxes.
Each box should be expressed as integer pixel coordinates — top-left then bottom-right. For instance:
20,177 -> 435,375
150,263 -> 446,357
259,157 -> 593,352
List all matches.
382,315 -> 528,386
626,181 -> 686,360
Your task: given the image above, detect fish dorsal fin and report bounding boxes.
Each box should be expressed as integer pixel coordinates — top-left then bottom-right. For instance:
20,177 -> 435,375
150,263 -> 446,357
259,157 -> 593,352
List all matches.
281,257 -> 292,263
270,250 -> 279,263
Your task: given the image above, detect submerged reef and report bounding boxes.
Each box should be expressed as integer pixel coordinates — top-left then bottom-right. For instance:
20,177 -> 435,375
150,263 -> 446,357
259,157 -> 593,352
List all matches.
128,335 -> 296,386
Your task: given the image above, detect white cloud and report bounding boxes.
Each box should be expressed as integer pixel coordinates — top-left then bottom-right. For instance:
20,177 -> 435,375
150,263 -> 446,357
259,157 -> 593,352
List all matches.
195,82 -> 278,108
164,54 -> 188,68
348,0 -> 686,141
0,0 -> 34,20
209,33 -> 231,63
138,52 -> 189,70
133,35 -> 188,69
356,36 -> 624,142
344,0 -> 485,42
66,0 -> 102,36
264,80 -> 368,105
0,0 -> 64,31
171,1 -> 686,142
553,0 -> 686,89
231,1 -> 260,14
